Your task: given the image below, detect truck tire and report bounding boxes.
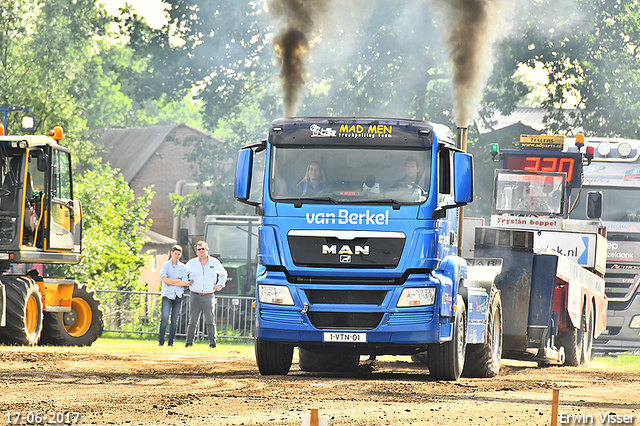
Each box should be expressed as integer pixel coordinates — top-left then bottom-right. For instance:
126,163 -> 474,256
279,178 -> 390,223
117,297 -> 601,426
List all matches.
427,294 -> 467,380
558,312 -> 584,367
40,283 -> 103,346
254,337 -> 293,375
463,288 -> 503,378
298,348 -> 360,373
581,306 -> 594,365
0,277 -> 43,345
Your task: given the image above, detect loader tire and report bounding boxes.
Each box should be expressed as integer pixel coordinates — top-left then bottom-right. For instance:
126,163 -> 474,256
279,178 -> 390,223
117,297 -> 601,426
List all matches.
298,348 -> 360,373
40,283 -> 103,346
0,276 -> 43,345
254,337 -> 293,375
428,294 -> 467,380
463,288 -> 503,378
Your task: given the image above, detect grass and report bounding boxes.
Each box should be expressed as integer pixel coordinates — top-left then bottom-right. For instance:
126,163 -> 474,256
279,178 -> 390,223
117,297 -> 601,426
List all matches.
94,334 -> 256,356
591,353 -> 640,370
0,335 -> 255,357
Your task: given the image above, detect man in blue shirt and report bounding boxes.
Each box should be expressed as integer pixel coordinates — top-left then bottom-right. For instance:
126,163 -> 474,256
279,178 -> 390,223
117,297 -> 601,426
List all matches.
185,240 -> 228,348
158,245 -> 189,346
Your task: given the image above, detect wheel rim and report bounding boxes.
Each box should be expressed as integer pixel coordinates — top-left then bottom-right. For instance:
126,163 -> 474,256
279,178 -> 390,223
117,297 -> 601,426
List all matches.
65,297 -> 92,337
25,294 -> 40,335
457,309 -> 466,366
491,311 -> 502,365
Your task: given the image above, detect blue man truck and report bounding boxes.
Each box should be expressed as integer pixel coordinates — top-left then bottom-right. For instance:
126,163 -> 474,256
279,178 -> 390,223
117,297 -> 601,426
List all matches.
234,119 -> 607,380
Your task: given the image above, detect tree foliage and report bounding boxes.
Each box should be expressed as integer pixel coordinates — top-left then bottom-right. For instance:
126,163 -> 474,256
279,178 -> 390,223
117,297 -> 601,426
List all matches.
488,0 -> 640,138
0,0 -> 154,290
49,165 -> 154,291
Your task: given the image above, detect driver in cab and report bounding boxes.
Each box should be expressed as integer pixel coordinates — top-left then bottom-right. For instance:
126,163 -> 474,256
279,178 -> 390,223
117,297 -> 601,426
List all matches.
395,156 -> 422,186
517,186 -> 552,213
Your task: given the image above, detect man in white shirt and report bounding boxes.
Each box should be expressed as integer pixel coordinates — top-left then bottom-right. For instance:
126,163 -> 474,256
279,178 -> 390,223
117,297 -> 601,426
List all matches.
185,240 -> 228,348
158,245 -> 189,346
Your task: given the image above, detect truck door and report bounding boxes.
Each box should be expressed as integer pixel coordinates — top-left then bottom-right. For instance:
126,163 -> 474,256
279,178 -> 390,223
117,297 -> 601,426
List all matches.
48,148 -> 79,251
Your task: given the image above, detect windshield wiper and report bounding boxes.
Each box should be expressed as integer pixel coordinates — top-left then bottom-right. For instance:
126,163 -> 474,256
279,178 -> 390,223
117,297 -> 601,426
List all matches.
276,197 -> 339,207
349,199 -> 402,210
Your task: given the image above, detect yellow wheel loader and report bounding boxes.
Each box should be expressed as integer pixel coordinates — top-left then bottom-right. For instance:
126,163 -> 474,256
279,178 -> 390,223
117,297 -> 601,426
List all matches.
0,110 -> 102,346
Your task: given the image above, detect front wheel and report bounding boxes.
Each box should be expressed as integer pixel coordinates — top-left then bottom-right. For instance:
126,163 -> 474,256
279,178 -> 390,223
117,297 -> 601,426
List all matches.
40,283 -> 103,346
428,294 -> 467,380
0,276 -> 43,345
254,338 -> 293,375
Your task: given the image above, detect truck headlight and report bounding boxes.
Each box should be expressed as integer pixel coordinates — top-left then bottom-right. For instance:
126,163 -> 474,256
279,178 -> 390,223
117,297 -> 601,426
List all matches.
258,285 -> 294,305
397,287 -> 436,307
630,315 -> 640,329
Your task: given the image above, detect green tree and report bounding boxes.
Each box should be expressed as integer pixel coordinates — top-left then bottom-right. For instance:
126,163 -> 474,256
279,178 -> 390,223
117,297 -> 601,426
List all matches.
50,165 -> 153,290
488,0 -> 640,138
1,0 -> 155,290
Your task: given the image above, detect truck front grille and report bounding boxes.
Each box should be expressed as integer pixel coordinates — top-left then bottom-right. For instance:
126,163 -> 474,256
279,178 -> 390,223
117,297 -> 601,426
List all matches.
305,289 -> 387,305
604,268 -> 640,305
307,312 -> 383,330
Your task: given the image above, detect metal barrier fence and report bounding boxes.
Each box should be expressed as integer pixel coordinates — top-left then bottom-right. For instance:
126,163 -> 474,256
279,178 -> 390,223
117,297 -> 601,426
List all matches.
95,290 -> 255,341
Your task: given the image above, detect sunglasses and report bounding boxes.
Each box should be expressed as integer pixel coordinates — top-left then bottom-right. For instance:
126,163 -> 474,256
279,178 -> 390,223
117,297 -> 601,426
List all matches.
196,247 -> 206,251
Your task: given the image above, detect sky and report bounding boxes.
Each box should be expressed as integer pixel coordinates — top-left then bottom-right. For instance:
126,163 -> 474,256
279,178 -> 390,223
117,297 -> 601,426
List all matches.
99,0 -> 168,29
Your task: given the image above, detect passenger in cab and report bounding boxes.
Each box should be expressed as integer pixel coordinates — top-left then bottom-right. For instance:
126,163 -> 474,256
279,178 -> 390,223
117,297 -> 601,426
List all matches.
295,161 -> 326,196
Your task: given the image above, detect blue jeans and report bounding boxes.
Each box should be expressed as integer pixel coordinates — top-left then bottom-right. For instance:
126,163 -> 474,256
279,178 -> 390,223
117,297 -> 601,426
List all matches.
159,296 -> 183,345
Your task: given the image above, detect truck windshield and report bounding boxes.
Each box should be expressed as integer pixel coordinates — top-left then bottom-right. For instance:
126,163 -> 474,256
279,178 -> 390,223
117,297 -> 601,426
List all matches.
571,187 -> 640,222
205,223 -> 258,260
270,146 -> 431,204
494,170 -> 565,216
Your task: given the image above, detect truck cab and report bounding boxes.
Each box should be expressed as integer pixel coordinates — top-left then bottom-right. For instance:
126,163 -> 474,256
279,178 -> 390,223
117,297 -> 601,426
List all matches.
235,118 -> 492,380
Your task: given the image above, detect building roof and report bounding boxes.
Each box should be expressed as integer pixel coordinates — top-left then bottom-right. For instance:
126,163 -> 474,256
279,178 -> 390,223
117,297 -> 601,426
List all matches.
142,229 -> 177,245
91,123 -> 212,182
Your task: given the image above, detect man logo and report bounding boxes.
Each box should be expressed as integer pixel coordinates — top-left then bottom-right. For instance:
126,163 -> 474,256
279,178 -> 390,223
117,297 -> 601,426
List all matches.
322,244 -> 370,255
340,255 -> 351,263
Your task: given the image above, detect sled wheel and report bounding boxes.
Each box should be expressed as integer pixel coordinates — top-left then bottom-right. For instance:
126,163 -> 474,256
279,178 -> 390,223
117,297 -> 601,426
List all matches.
463,288 -> 503,378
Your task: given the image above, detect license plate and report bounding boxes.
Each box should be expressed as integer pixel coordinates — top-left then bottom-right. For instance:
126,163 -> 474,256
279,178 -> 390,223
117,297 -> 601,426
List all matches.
323,332 -> 367,343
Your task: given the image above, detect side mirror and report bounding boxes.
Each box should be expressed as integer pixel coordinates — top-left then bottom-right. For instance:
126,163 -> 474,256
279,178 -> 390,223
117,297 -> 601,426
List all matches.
235,148 -> 254,203
37,152 -> 49,172
586,191 -> 603,219
453,152 -> 474,204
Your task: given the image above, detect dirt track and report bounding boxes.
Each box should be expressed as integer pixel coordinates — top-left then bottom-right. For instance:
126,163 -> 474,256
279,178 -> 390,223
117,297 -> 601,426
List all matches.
1,341 -> 639,426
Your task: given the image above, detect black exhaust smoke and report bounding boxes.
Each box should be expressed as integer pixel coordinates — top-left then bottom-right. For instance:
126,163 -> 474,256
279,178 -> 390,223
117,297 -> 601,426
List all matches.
270,0 -> 332,117
429,0 -> 507,127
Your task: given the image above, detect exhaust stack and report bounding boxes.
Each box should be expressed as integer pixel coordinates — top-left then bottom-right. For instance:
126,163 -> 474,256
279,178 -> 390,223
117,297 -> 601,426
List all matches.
456,126 -> 468,152
456,127 -> 468,257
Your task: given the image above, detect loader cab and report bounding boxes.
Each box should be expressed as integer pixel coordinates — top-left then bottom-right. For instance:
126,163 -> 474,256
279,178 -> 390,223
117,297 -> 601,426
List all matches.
0,134 -> 81,266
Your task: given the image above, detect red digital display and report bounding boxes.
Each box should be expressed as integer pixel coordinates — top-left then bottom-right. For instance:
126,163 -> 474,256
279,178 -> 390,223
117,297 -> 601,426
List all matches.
504,154 -> 579,185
